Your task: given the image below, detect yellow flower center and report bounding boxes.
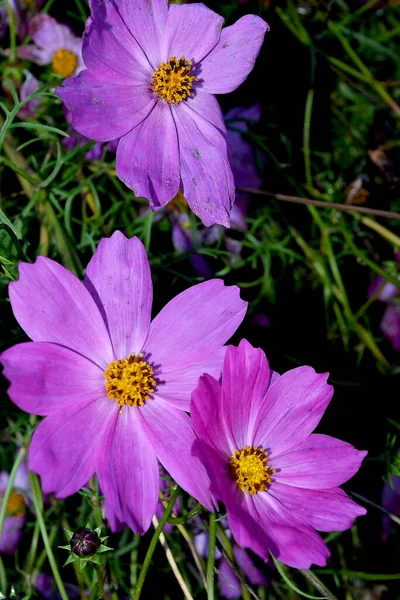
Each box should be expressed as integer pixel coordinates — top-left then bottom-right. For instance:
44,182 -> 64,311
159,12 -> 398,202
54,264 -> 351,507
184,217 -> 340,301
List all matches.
5,491 -> 26,518
151,56 -> 197,104
51,48 -> 78,78
229,446 -> 275,495
104,353 -> 156,409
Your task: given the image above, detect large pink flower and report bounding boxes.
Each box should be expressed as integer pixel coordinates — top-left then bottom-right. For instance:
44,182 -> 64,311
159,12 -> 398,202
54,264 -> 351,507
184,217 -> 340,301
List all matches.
191,339 -> 367,569
1,232 -> 247,534
56,0 -> 268,227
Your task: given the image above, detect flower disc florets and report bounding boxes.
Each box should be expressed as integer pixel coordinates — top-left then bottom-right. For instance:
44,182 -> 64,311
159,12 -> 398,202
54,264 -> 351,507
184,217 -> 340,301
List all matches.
104,353 -> 156,408
52,48 -> 78,77
151,56 -> 197,104
5,491 -> 26,518
229,445 -> 275,495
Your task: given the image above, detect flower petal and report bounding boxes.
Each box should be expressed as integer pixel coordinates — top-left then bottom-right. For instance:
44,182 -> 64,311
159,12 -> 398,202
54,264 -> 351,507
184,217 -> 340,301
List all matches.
29,397 -> 113,497
0,517 -> 25,555
163,3 -> 223,64
198,15 -> 268,94
221,340 -> 271,450
85,232 -> 152,360
171,103 -> 234,227
145,279 -> 247,371
9,257 -> 113,368
218,557 -> 241,599
141,399 -> 214,511
113,0 -> 168,69
29,14 -> 67,55
252,367 -> 333,456
57,71 -> 155,142
186,92 -> 226,133
116,102 -> 180,207
274,433 -> 367,489
269,483 -> 366,532
156,347 -> 226,411
1,342 -> 104,416
97,407 -> 159,534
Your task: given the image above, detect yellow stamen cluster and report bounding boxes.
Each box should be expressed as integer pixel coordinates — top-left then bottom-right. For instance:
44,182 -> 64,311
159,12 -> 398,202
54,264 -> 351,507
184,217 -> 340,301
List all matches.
6,491 -> 26,518
52,48 -> 78,78
229,446 -> 275,495
151,56 -> 197,104
104,353 -> 156,409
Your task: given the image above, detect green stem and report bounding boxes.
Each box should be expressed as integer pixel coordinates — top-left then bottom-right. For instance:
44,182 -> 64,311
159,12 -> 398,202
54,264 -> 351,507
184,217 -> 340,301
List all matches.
217,525 -> 251,600
4,0 -> 16,63
303,89 -> 315,193
206,513 -> 217,600
0,447 -> 26,543
132,487 -> 180,600
0,555 -> 7,595
29,473 -> 69,600
167,502 -> 202,525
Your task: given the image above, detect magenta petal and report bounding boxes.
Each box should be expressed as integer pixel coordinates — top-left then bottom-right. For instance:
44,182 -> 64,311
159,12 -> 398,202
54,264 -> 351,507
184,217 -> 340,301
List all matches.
9,257 -> 113,368
114,0 -> 168,69
172,103 -> 234,227
234,546 -> 267,587
274,433 -> 367,489
156,347 -> 226,411
85,232 -> 152,359
29,397 -> 113,497
116,103 -> 180,207
57,71 -> 155,142
145,279 -> 247,371
252,367 -> 333,456
249,493 -> 330,568
141,399 -> 214,511
97,408 -> 159,534
222,340 -> 271,450
84,0 -> 153,81
186,92 -> 226,133
269,483 -> 366,532
163,4 -> 223,64
0,516 -> 25,555
199,15 -> 269,94
1,342 -> 104,416
218,557 -> 241,599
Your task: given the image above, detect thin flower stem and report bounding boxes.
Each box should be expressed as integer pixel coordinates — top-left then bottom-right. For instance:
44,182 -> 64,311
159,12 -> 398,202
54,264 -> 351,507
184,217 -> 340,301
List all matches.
3,0 -> 16,63
132,487 -> 180,600
206,513 -> 217,600
238,188 -> 400,221
152,515 -> 194,600
28,472 -> 69,600
0,555 -> 7,595
217,525 -> 251,600
360,217 -> 400,248
300,570 -> 338,600
345,489 -> 400,526
0,447 -> 26,544
176,523 -> 207,590
168,502 -> 202,525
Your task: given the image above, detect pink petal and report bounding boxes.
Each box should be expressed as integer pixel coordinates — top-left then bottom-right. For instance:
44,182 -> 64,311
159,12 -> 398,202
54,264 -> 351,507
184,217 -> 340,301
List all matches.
221,340 -> 271,450
269,483 -> 366,532
144,279 -> 247,371
0,516 -> 25,555
274,434 -> 367,489
29,14 -> 66,55
252,367 -> 333,456
163,4 -> 223,64
9,257 -> 113,368
29,397 -> 114,497
156,347 -> 226,411
218,558 -> 241,599
85,232 -> 152,360
248,493 -> 330,568
191,375 -> 234,456
186,92 -> 226,132
199,15 -> 269,94
141,399 -> 214,511
116,102 -> 180,207
17,44 -> 52,65
97,407 -> 159,534
1,342 -> 104,416
115,0 -> 168,70
57,71 -> 155,142
84,0 -> 153,83
171,103 -> 234,227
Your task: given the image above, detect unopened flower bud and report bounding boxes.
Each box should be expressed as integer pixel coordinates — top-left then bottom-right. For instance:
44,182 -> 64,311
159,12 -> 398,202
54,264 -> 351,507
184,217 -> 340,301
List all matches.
70,528 -> 100,558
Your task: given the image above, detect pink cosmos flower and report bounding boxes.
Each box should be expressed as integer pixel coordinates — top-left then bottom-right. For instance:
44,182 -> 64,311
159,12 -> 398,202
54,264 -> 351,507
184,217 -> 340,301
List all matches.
191,339 -> 367,569
1,232 -> 247,534
0,459 -> 30,555
17,14 -> 84,78
56,0 -> 268,227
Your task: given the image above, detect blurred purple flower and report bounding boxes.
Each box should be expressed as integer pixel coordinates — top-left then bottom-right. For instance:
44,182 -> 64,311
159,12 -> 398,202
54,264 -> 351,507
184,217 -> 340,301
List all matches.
382,475 -> 400,541
34,573 -> 80,600
0,459 -> 30,555
17,14 -> 83,77
368,252 -> 400,352
192,339 -> 367,569
18,70 -> 41,119
57,0 -> 268,226
1,231 -> 247,535
0,0 -> 43,40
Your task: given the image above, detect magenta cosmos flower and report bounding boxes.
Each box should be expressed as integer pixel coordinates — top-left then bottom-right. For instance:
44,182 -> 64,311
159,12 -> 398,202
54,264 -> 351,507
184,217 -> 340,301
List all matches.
56,0 -> 268,227
17,14 -> 83,78
1,232 -> 247,534
191,339 -> 367,569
